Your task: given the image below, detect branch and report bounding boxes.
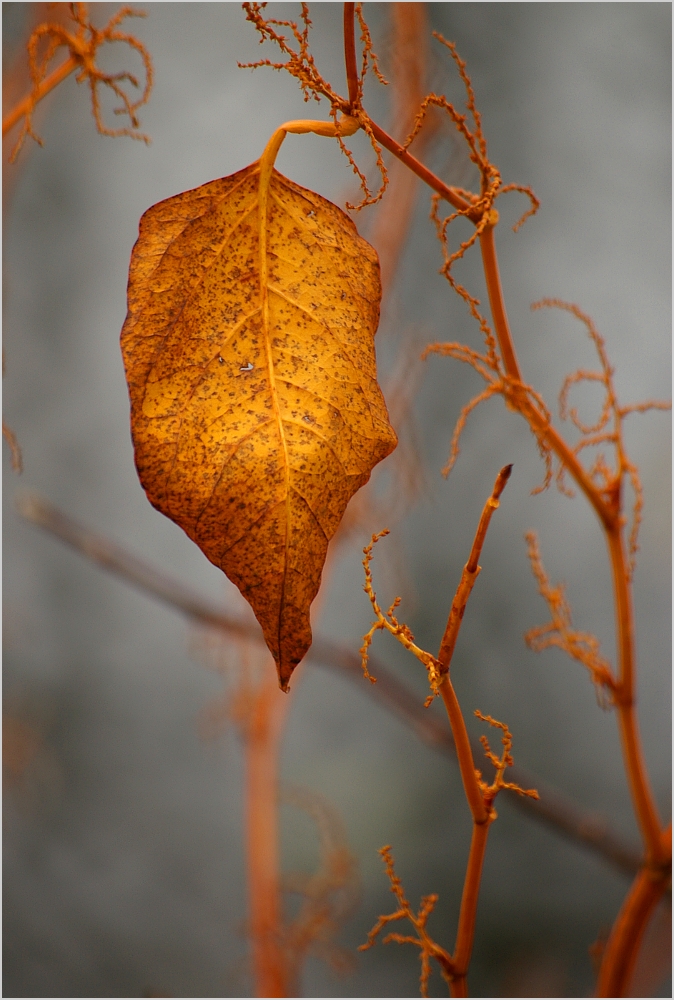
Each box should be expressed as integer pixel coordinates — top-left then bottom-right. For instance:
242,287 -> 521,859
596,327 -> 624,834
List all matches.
3,55 -> 78,136
368,118 -> 473,215
342,3 -> 359,107
16,491 -> 642,876
438,463 -> 512,672
433,465 -> 513,828
595,862 -> 670,997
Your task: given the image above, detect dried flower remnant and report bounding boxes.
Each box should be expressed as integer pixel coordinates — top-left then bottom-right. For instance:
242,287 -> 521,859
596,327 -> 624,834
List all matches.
532,300 -> 670,574
412,34 -> 538,363
360,529 -> 443,700
359,846 -> 455,998
3,2 -> 153,162
281,785 -> 361,990
473,711 -> 539,813
361,721 -> 536,997
524,532 -> 617,706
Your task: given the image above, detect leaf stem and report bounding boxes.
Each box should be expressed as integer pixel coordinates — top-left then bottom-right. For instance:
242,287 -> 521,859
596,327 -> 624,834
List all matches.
258,117 -> 361,183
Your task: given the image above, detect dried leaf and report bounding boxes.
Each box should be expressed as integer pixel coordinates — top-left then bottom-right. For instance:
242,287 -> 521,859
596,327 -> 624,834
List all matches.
121,162 -> 396,689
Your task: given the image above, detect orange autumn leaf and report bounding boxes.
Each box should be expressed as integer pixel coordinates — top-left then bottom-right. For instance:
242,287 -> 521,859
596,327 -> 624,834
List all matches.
120,161 -> 397,690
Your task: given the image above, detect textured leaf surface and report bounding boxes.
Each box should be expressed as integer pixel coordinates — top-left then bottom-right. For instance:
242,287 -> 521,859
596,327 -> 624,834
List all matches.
121,162 -> 397,689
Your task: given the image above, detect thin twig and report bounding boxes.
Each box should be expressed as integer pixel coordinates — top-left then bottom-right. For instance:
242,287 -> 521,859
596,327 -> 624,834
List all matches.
2,54 -> 78,136
432,466 -> 513,827
432,467 -> 518,987
342,3 -> 358,107
438,464 -> 512,673
368,118 -> 473,215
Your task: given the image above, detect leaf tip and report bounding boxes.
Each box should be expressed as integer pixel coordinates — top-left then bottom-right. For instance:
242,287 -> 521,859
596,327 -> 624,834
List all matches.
276,647 -> 307,693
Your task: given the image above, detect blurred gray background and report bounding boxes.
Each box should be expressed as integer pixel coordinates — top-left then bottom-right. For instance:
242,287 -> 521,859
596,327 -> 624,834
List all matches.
3,3 -> 671,997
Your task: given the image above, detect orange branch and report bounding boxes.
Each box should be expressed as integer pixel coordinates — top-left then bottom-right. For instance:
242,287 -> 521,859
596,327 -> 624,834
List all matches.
436,466 -> 513,826
438,464 -> 512,673
368,118 -> 473,215
478,224 -> 522,381
435,465 -> 514,817
433,467 -> 517,989
2,54 -> 78,136
595,865 -> 668,997
616,701 -> 666,864
281,12 -> 671,994
250,13 -> 670,992
479,195 -> 669,994
366,92 -> 669,1000
451,820 -> 491,993
479,228 -> 620,530
342,3 -> 358,107
352,118 -> 623,539
479,208 -> 668,971
607,528 -> 665,862
359,117 -> 639,543
450,978 -> 468,998
243,678 -> 290,997
542,423 -> 614,527
438,675 -> 486,826
475,125 -> 669,996
360,467 -> 516,991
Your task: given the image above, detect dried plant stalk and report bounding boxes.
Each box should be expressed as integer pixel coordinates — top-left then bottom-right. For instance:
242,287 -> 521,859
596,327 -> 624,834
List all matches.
361,468 -> 539,994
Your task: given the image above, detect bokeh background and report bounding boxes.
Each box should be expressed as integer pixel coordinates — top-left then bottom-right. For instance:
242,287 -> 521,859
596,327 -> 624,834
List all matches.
3,3 -> 671,997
